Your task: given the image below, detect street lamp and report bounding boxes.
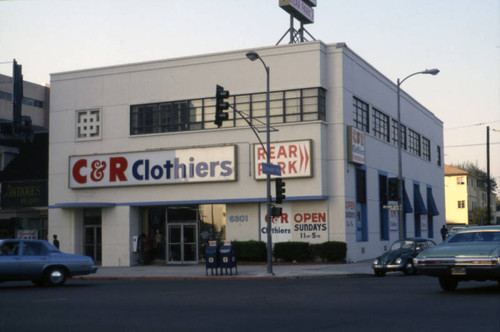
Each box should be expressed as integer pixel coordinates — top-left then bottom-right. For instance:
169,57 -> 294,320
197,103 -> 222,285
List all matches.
246,50 -> 273,275
397,68 -> 439,240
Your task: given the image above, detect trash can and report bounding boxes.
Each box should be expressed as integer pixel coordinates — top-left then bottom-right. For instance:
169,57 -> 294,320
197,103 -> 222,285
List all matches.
219,243 -> 237,276
205,242 -> 219,276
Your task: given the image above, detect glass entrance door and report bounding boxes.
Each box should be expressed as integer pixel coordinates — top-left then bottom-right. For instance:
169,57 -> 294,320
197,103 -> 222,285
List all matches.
84,225 -> 102,263
84,208 -> 102,264
167,223 -> 198,264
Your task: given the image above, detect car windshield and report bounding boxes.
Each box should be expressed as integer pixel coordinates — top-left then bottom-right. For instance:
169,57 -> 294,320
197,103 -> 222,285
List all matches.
390,240 -> 414,251
448,231 -> 500,243
0,241 -> 20,255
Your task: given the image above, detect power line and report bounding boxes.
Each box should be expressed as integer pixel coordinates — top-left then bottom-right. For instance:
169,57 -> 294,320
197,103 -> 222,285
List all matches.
445,120 -> 500,131
445,142 -> 500,148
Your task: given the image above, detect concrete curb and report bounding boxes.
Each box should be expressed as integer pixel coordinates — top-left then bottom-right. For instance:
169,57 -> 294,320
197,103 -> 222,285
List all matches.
72,261 -> 374,281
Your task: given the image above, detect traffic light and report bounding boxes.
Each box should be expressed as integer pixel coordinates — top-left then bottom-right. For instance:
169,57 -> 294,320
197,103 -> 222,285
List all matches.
271,205 -> 283,217
214,84 -> 229,128
388,177 -> 400,201
275,177 -> 286,204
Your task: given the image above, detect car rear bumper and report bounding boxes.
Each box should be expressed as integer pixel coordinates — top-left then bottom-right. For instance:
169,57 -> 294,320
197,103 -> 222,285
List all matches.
414,257 -> 500,280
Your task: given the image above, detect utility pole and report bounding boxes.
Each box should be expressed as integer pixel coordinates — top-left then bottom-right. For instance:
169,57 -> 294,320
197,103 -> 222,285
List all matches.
486,126 -> 491,225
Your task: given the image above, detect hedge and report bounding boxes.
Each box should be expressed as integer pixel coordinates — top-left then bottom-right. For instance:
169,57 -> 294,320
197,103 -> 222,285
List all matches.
231,240 -> 267,262
274,241 -> 347,262
314,241 -> 347,262
273,241 -> 312,262
227,240 -> 347,263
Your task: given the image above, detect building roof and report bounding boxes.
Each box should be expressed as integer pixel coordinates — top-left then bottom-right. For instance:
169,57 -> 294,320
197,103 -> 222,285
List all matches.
444,164 -> 469,176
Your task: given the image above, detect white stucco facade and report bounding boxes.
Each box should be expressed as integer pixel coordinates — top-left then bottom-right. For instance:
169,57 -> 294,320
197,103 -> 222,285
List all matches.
49,41 -> 445,266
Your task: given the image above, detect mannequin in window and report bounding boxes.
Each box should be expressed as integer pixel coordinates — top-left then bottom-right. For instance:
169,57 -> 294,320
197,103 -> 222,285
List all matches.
153,229 -> 163,259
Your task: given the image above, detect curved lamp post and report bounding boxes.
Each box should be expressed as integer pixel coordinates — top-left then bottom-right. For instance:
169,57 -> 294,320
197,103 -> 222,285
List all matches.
397,68 -> 439,240
246,51 -> 273,275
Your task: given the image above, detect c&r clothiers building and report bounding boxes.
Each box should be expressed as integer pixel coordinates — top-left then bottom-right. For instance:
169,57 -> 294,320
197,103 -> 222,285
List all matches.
49,41 -> 444,266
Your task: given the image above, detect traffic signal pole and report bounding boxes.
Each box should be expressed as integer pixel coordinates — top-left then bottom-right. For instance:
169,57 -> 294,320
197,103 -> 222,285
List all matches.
264,63 -> 273,275
245,50 -> 274,275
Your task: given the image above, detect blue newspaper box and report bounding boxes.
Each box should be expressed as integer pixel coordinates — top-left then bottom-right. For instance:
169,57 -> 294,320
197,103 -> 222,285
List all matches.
205,242 -> 219,276
219,242 -> 237,275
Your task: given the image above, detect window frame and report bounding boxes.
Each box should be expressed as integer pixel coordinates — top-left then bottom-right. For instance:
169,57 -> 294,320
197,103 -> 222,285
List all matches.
353,97 -> 369,133
391,120 -> 407,150
422,137 -> 431,161
408,128 -> 421,156
373,108 -> 390,142
129,87 -> 326,136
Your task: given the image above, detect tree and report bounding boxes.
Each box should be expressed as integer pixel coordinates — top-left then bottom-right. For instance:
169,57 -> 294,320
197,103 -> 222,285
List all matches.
469,206 -> 488,226
453,162 -> 498,193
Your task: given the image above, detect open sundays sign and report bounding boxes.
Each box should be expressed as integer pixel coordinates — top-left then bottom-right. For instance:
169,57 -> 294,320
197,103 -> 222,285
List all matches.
254,140 -> 312,180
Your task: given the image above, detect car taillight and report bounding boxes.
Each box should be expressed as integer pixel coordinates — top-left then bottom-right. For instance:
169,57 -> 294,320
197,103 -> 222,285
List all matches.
469,259 -> 497,265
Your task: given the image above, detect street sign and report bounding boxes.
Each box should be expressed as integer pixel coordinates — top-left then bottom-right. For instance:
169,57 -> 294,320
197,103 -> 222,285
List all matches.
383,204 -> 401,211
261,163 -> 282,176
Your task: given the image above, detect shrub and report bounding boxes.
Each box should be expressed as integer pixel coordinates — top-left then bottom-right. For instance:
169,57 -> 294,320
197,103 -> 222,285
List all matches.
317,241 -> 347,262
231,240 -> 267,262
273,242 -> 312,262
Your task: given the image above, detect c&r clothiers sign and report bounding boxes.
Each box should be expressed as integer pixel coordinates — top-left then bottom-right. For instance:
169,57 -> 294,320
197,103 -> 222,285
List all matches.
69,146 -> 236,188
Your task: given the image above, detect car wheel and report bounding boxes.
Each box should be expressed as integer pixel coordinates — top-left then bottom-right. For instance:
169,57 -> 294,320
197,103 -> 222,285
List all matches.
403,261 -> 416,275
374,270 -> 386,277
438,277 -> 458,291
44,267 -> 67,286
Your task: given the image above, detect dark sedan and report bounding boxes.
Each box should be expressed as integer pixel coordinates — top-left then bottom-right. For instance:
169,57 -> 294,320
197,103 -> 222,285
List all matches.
372,238 -> 437,276
0,239 -> 97,286
414,226 -> 500,291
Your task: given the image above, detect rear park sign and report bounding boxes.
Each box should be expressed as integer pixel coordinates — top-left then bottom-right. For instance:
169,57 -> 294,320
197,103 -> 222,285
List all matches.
254,140 -> 312,179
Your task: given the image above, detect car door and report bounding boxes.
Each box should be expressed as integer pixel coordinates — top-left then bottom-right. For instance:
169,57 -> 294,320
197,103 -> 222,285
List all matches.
19,241 -> 49,279
0,240 -> 21,279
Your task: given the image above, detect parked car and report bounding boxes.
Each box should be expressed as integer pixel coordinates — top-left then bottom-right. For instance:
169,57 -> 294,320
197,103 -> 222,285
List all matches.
448,226 -> 466,238
0,239 -> 97,286
372,238 -> 437,276
414,226 -> 500,291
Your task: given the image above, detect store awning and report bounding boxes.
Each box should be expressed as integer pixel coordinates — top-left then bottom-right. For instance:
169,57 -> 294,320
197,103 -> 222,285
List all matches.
427,190 -> 439,216
403,186 -> 413,214
50,202 -> 116,209
413,188 -> 428,215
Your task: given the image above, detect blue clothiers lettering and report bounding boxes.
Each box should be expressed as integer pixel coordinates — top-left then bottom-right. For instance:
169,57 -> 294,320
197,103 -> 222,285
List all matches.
132,157 -> 233,181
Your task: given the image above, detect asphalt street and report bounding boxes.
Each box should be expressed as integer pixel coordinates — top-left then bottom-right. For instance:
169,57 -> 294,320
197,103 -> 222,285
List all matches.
1,275 -> 499,332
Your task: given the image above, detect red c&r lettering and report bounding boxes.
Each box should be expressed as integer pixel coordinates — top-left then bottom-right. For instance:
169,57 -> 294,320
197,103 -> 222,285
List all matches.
72,159 -> 87,184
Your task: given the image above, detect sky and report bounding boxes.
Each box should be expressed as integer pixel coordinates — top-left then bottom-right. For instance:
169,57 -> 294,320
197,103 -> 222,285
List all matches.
1,0 -> 499,191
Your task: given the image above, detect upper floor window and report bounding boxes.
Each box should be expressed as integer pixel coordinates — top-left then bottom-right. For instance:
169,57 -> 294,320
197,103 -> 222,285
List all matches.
391,120 -> 407,150
353,97 -> 369,133
408,129 -> 421,156
0,91 -> 44,109
458,200 -> 465,209
457,177 -> 465,185
437,146 -> 442,166
422,137 -> 431,161
130,87 -> 325,135
373,108 -> 389,142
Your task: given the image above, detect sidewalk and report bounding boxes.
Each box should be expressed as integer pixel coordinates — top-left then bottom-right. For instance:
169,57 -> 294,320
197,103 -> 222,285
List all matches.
81,261 -> 373,280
